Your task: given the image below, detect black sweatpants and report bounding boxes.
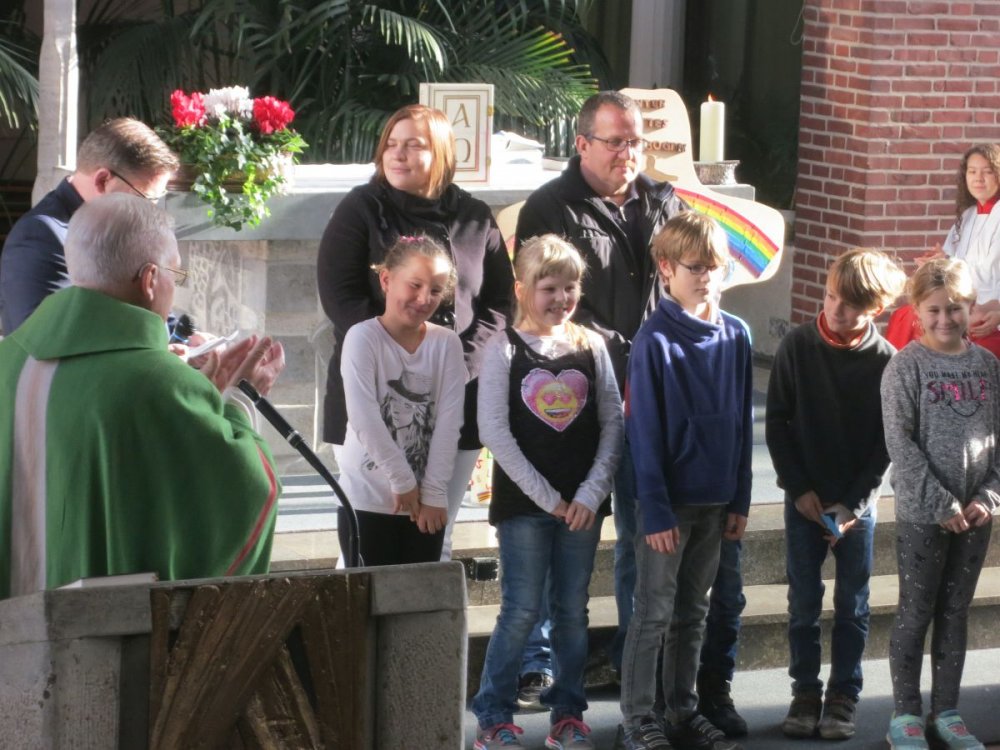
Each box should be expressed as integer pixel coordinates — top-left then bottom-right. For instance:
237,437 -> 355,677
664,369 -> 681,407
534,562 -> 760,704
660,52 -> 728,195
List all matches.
889,519 -> 992,716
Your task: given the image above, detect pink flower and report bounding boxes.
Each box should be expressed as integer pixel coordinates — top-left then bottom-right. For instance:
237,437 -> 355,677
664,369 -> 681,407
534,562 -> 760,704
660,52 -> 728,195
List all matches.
171,90 -> 205,128
253,96 -> 295,135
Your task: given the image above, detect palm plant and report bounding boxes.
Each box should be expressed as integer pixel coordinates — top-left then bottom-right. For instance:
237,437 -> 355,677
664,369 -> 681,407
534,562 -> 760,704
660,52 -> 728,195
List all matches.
79,0 -> 603,162
0,18 -> 39,131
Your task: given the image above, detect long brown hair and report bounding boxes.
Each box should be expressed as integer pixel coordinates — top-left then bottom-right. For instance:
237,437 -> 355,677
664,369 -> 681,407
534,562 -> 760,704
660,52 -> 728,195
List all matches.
954,143 -> 1000,240
373,105 -> 456,200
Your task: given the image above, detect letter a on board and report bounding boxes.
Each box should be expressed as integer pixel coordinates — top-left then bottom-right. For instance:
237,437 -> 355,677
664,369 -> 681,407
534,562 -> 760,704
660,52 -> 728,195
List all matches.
451,103 -> 472,128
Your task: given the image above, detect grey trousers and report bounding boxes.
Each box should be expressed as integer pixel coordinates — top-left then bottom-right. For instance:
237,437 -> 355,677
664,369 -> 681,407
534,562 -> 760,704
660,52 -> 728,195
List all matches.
620,504 -> 725,729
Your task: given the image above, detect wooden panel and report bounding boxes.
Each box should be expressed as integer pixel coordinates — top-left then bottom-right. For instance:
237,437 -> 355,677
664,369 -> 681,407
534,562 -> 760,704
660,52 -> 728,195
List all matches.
300,575 -> 371,749
148,574 -> 371,749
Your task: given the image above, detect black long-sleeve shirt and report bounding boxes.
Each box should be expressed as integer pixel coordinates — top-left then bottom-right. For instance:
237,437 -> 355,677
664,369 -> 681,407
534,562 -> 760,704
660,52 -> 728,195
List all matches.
765,318 -> 895,517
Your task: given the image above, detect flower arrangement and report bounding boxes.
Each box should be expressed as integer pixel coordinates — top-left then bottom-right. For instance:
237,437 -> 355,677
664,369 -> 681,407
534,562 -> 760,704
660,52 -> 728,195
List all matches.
159,86 -> 307,231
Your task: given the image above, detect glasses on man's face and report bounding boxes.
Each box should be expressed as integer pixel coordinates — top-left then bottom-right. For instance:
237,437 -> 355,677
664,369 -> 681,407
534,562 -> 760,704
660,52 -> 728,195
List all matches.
586,135 -> 644,153
133,262 -> 189,287
677,259 -> 735,282
110,170 -> 167,202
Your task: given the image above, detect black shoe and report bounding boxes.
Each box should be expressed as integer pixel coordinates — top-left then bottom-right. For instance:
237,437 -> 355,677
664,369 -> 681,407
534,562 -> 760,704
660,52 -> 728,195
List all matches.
781,691 -> 823,738
515,672 -> 552,712
667,714 -> 743,750
619,717 -> 674,749
818,692 -> 857,740
697,673 -> 748,738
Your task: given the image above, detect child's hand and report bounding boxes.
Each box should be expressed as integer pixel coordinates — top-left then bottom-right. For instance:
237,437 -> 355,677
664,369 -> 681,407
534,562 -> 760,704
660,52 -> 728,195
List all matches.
392,486 -> 421,522
646,528 -> 680,555
564,501 -> 596,531
794,491 -> 825,526
940,511 -> 971,534
416,504 -> 447,534
551,500 -> 570,519
723,513 -> 748,541
963,499 -> 993,528
826,504 -> 857,546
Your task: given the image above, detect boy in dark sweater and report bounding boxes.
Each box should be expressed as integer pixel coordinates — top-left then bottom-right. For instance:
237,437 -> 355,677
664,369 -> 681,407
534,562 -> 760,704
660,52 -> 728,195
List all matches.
618,212 -> 752,750
765,248 -> 905,741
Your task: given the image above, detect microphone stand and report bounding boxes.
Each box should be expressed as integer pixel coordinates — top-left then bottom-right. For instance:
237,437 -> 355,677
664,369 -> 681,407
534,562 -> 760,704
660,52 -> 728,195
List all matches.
237,379 -> 361,568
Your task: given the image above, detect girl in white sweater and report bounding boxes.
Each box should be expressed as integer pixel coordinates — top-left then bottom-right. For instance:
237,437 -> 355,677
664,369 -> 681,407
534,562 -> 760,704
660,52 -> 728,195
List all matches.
338,236 -> 466,566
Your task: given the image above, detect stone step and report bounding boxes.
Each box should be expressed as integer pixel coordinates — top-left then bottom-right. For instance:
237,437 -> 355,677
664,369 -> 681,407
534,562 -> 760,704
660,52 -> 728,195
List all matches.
459,496 -> 1000,606
465,565 -> 1000,696
270,496 -> 1000,603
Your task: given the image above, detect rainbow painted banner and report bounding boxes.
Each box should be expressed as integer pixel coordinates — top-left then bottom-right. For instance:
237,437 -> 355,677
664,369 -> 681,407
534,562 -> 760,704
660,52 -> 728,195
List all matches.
675,187 -> 780,280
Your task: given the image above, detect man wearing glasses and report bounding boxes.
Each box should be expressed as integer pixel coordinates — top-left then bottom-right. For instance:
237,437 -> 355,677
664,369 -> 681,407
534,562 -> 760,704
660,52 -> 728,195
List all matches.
0,193 -> 285,598
0,117 -> 178,334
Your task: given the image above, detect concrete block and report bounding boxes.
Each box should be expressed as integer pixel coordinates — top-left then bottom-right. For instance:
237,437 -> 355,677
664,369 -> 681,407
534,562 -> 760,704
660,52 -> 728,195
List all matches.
0,565 -> 468,749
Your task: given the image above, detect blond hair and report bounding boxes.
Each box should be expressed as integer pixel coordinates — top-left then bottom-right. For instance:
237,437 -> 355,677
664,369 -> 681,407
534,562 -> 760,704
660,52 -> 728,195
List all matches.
907,256 -> 976,307
650,211 -> 728,271
77,118 -> 178,178
827,248 -> 906,311
514,234 -> 590,350
373,105 -> 456,200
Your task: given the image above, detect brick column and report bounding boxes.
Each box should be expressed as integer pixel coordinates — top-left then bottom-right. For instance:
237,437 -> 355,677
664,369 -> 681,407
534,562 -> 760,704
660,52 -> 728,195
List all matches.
793,0 -> 1000,323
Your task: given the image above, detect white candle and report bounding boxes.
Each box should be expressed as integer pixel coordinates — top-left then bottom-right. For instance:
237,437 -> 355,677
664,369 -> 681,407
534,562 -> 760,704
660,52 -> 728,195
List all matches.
700,97 -> 725,162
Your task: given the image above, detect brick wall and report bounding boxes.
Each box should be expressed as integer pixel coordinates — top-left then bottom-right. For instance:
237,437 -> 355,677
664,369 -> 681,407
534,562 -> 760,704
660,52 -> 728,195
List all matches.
793,0 -> 1000,322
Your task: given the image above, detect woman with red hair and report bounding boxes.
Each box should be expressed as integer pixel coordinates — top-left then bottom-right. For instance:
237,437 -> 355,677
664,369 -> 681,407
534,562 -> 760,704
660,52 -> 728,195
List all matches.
318,104 -> 514,561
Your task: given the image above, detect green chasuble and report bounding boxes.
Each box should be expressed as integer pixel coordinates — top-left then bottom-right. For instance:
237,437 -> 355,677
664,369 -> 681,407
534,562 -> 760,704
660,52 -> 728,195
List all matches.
0,287 -> 280,598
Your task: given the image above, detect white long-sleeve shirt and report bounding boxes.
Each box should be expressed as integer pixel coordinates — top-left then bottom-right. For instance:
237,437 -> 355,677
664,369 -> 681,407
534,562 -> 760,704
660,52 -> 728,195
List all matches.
477,327 -> 623,513
339,319 -> 466,514
944,204 -> 1000,305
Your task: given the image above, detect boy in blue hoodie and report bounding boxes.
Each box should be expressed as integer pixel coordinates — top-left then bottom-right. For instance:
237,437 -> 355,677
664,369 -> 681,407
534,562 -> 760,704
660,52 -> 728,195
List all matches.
618,212 -> 752,750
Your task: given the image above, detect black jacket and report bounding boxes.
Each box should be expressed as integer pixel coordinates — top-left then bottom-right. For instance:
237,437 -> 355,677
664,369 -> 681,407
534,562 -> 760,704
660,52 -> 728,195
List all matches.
514,156 -> 688,389
0,178 -> 83,333
317,180 -> 513,447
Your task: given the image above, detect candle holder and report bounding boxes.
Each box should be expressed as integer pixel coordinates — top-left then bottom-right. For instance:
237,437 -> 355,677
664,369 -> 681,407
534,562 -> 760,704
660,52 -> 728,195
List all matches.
694,160 -> 740,186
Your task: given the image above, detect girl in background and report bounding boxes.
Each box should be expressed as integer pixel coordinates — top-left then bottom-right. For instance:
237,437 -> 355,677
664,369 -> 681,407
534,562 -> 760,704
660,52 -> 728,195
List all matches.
881,257 -> 998,750
317,104 -> 513,562
472,235 -> 623,750
338,236 -> 466,566
887,143 -> 1000,357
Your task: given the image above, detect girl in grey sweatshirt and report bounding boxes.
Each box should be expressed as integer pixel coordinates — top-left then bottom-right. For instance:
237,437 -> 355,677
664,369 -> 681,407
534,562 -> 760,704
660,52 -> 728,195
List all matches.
880,257 -> 998,750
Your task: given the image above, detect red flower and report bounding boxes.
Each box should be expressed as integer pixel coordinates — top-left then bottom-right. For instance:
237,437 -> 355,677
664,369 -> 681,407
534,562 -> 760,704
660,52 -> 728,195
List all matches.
171,90 -> 205,128
253,96 -> 295,135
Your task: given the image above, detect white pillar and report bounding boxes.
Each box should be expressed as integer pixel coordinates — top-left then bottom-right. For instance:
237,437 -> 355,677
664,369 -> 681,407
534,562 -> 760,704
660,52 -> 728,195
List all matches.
629,0 -> 685,89
33,0 -> 78,205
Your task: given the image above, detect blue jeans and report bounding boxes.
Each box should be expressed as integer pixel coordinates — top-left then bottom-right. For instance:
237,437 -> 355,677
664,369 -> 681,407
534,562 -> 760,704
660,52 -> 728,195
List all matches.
620,505 -> 725,729
520,582 -> 553,677
699,537 -> 745,682
785,501 -> 875,700
611,437 -> 638,671
473,513 -> 602,727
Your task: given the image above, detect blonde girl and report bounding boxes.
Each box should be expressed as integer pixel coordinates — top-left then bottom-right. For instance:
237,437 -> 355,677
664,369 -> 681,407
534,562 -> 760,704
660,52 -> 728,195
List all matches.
338,236 -> 466,567
471,234 -> 623,750
881,257 -> 999,750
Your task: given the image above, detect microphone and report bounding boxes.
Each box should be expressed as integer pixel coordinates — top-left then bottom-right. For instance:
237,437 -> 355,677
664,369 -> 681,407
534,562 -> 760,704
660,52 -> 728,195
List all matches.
174,314 -> 197,341
237,379 -> 362,568
238,380 -> 304,448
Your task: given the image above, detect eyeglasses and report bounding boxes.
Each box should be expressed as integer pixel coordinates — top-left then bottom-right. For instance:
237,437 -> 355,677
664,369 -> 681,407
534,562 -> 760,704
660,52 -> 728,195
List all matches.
586,135 -> 644,153
677,259 -> 735,281
110,170 -> 167,202
133,262 -> 189,287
